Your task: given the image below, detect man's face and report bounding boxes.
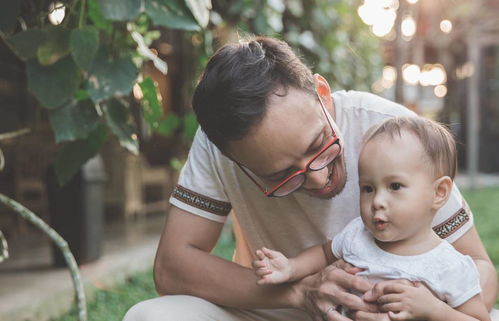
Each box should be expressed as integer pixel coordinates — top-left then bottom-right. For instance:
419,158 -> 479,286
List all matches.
228,87 -> 347,199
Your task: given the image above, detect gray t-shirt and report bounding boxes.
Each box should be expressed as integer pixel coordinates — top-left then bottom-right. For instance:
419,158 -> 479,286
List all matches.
170,91 -> 473,259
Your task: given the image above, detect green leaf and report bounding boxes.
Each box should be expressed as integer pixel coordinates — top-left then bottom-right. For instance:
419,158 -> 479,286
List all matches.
88,0 -> 113,31
7,29 -> 47,60
70,27 -> 100,71
0,0 -> 21,33
97,0 -> 142,21
144,0 -> 200,31
104,99 -> 139,154
139,77 -> 163,127
157,114 -> 180,135
55,125 -> 108,186
37,26 -> 71,65
48,99 -> 101,143
26,56 -> 81,109
75,89 -> 90,101
182,112 -> 198,140
86,49 -> 138,103
185,0 -> 211,28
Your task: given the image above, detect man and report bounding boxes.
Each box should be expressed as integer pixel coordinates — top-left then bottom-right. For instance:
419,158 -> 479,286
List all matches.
124,36 -> 498,321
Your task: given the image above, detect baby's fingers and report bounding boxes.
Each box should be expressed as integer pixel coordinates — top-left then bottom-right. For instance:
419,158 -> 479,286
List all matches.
255,249 -> 266,260
255,267 -> 273,277
252,260 -> 266,269
262,247 -> 279,259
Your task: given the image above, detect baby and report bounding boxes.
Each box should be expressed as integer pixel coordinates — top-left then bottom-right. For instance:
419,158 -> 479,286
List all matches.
252,116 -> 490,321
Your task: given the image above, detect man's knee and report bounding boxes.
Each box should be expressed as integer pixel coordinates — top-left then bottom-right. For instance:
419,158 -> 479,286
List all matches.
122,295 -> 223,321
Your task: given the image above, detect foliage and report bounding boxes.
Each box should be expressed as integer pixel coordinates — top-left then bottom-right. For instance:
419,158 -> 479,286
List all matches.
211,0 -> 382,91
0,0 -> 381,185
0,0 -> 211,185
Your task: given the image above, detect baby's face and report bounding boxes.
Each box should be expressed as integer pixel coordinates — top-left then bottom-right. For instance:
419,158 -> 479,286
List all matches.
358,130 -> 438,248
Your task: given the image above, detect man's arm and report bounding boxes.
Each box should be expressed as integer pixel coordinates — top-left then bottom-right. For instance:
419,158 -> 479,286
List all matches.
452,226 -> 498,310
154,205 -> 376,320
153,205 -> 298,309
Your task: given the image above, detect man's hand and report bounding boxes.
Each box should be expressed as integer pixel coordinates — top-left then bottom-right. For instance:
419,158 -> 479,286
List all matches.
252,247 -> 293,285
295,260 -> 377,321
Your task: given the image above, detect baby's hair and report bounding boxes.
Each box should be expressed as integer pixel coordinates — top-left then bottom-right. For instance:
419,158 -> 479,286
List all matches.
362,116 -> 457,180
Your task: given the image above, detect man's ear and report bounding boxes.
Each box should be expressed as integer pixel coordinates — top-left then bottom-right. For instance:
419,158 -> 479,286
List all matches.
314,73 -> 332,109
433,176 -> 453,210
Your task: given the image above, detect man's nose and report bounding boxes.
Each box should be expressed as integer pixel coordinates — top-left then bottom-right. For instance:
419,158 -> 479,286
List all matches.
302,166 -> 330,189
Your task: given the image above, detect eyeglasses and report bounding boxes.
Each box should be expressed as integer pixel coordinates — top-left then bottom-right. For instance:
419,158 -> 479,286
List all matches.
236,92 -> 341,197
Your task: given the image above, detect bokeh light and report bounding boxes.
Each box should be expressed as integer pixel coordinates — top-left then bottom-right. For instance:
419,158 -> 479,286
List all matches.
401,16 -> 416,38
434,85 -> 447,98
402,64 -> 420,85
440,19 -> 452,33
48,2 -> 65,25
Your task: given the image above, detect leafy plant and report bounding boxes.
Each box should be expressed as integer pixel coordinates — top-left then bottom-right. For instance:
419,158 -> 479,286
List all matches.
0,0 -> 212,185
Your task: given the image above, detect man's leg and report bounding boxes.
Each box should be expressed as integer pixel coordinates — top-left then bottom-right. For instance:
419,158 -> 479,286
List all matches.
123,295 -> 312,321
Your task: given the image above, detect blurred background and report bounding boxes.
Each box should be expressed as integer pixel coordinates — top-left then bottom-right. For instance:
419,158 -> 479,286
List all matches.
0,0 -> 497,320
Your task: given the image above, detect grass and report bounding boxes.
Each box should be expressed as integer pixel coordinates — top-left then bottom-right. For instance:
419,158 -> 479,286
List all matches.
51,227 -> 236,321
53,187 -> 499,320
461,187 -> 499,267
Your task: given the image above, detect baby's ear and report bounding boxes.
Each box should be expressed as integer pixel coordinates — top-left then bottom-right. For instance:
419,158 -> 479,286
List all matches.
433,176 -> 453,210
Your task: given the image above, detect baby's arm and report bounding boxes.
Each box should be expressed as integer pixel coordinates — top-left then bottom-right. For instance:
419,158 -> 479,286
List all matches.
252,242 -> 334,285
376,282 -> 490,321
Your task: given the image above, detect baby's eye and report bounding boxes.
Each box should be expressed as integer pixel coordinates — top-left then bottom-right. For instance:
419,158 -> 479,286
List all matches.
390,183 -> 402,190
361,185 -> 373,193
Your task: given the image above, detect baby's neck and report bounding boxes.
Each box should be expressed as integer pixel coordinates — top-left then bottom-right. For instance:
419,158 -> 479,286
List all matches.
375,230 -> 442,256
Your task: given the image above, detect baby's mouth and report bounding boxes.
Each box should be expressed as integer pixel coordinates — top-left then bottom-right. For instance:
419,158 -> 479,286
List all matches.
373,218 -> 388,230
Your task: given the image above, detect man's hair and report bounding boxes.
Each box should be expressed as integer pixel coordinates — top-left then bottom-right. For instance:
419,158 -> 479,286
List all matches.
362,116 -> 457,180
192,36 -> 315,153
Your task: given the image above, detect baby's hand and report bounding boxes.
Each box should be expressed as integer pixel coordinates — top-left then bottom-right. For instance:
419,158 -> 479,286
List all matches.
251,247 -> 293,285
374,281 -> 441,320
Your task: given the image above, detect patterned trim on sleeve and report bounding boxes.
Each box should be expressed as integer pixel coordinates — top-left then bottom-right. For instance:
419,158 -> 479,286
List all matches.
433,201 -> 471,239
171,184 -> 232,217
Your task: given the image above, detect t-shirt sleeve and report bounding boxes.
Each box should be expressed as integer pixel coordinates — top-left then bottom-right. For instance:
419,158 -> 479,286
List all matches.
432,183 -> 474,243
332,217 -> 362,259
439,255 -> 481,307
169,128 -> 232,223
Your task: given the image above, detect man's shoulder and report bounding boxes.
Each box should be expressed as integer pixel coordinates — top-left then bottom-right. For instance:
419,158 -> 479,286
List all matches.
333,90 -> 415,118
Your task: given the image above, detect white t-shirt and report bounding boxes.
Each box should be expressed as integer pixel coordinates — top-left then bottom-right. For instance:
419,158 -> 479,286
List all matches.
170,91 -> 474,259
332,217 -> 481,307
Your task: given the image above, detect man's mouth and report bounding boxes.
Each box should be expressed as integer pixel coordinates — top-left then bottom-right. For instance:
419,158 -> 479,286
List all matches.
304,163 -> 337,194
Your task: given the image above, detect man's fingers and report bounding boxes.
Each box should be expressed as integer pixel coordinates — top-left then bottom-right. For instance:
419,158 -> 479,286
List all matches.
332,270 -> 372,294
331,259 -> 364,275
325,309 -> 352,321
353,311 -> 391,321
388,311 -> 410,321
327,291 -> 378,313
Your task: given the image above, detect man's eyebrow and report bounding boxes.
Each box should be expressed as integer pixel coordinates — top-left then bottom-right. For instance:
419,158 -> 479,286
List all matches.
261,127 -> 324,179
